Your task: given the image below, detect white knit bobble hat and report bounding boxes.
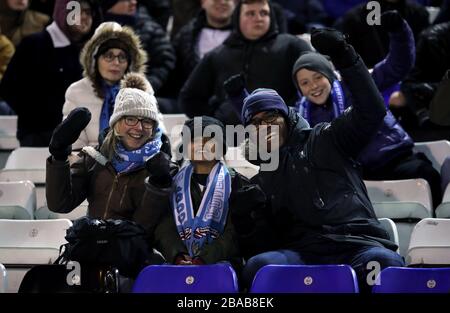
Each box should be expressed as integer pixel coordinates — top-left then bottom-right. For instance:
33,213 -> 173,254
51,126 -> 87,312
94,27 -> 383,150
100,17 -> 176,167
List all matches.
109,73 -> 161,127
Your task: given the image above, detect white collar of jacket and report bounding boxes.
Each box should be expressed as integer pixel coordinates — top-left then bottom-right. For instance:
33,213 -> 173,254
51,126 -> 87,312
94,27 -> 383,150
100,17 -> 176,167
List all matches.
82,146 -> 108,166
46,21 -> 71,48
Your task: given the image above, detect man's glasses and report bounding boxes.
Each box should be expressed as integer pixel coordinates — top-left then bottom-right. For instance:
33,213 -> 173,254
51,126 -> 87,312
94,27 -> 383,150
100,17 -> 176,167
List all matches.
123,116 -> 154,129
250,111 -> 282,126
101,52 -> 128,64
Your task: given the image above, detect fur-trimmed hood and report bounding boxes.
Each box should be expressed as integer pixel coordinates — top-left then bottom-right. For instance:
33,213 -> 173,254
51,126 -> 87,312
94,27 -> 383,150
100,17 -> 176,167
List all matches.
80,21 -> 147,82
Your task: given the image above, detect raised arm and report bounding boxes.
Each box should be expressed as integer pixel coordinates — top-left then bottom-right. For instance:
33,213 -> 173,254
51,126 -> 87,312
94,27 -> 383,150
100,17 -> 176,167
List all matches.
371,11 -> 415,92
311,28 -> 386,158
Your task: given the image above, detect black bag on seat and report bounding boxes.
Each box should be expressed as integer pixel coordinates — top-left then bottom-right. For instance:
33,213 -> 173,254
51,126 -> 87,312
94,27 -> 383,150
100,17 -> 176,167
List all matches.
57,216 -> 150,278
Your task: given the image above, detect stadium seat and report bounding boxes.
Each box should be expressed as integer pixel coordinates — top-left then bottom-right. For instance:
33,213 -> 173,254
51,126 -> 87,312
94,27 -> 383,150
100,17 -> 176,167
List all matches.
0,181 -> 36,219
132,264 -> 239,293
224,146 -> 259,179
406,218 -> 450,266
0,147 -> 49,184
435,184 -> 450,218
372,267 -> 450,293
0,116 -> 19,151
161,114 -> 188,160
0,263 -> 6,293
378,218 -> 400,253
250,265 -> 359,293
0,147 -> 50,210
0,219 -> 72,292
34,201 -> 88,220
365,179 -> 433,256
0,116 -> 19,170
413,140 -> 450,173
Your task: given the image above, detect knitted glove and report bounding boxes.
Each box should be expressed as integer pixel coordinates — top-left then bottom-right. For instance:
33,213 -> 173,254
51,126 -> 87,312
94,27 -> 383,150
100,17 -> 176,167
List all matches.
380,10 -> 404,32
311,28 -> 358,70
145,151 -> 172,187
223,73 -> 246,97
49,107 -> 91,161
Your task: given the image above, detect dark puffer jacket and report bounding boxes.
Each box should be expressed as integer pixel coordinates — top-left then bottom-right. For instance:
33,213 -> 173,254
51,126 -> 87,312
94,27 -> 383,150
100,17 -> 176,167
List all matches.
335,0 -> 429,68
235,57 -> 397,256
178,0 -> 311,126
105,6 -> 176,92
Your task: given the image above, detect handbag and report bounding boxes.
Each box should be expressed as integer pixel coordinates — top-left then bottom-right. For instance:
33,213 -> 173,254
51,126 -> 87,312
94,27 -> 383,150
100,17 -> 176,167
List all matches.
429,70 -> 450,126
57,216 -> 150,278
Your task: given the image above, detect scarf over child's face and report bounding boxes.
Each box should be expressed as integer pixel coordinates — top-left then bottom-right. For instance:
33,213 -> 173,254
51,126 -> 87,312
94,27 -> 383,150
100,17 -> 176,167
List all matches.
296,68 -> 332,106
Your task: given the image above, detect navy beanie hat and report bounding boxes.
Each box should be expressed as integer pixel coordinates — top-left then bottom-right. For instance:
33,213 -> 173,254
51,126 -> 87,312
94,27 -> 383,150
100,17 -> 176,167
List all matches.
241,88 -> 289,126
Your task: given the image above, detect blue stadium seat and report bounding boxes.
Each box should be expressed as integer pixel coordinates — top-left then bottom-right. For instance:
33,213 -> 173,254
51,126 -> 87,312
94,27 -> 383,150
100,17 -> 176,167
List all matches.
372,267 -> 450,293
250,265 -> 359,293
132,264 -> 239,293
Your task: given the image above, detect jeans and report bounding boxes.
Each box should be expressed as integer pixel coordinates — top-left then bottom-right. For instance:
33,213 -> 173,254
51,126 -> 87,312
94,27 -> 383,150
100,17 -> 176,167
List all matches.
242,245 -> 405,293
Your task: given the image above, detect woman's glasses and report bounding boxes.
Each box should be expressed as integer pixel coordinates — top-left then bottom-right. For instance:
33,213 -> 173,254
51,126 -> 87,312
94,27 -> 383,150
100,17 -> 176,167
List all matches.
123,116 -> 154,129
101,52 -> 128,64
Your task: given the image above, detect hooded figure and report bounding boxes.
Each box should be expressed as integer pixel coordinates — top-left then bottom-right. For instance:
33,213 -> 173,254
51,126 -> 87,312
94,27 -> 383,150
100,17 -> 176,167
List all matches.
0,0 -> 50,46
179,0 -> 312,126
63,21 -> 149,150
0,0 -> 102,147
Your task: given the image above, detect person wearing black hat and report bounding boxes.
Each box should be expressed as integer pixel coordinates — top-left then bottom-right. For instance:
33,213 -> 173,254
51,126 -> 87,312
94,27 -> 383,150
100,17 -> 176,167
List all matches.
234,28 -> 405,292
145,116 -> 266,272
63,21 -> 148,150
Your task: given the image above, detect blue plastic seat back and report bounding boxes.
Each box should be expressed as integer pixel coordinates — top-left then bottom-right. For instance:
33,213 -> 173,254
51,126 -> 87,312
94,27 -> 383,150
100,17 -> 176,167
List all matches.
372,267 -> 450,293
132,264 -> 239,293
250,264 -> 359,293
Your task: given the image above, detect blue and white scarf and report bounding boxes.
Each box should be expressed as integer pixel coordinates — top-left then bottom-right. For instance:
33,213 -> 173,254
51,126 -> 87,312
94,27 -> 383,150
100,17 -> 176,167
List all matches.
99,83 -> 120,134
296,80 -> 347,122
111,128 -> 162,173
171,162 -> 232,257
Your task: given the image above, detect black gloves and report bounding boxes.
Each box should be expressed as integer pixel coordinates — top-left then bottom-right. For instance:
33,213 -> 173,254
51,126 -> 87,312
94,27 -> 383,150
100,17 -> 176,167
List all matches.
311,28 -> 358,70
49,107 -> 91,161
380,10 -> 404,32
146,151 -> 172,187
223,73 -> 246,97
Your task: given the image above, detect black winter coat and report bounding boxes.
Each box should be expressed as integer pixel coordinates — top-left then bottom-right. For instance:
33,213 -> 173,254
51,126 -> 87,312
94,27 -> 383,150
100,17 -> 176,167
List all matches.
233,57 -> 397,257
178,1 -> 311,126
335,0 -> 429,68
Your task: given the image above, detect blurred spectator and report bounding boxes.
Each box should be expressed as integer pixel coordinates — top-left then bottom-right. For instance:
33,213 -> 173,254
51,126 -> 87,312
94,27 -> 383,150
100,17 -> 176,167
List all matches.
138,0 -> 171,30
0,26 -> 14,82
179,0 -> 311,126
0,0 -> 102,146
165,0 -> 236,99
101,0 -> 176,97
272,0 -> 328,34
335,0 -> 429,68
0,0 -> 50,47
396,21 -> 450,140
63,22 -> 148,150
170,0 -> 201,38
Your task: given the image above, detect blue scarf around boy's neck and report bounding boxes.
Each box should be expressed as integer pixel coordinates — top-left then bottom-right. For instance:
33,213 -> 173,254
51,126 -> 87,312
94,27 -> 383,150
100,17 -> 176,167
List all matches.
296,80 -> 347,126
100,82 -> 120,134
171,161 -> 232,257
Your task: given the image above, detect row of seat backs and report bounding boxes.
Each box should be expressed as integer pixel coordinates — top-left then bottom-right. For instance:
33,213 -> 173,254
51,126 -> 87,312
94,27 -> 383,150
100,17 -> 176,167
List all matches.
131,264 -> 450,294
0,181 -> 87,220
